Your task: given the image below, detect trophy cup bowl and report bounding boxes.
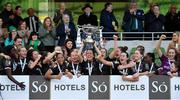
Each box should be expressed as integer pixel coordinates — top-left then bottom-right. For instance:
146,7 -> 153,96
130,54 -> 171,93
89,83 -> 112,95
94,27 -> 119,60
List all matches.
82,25 -> 98,44
84,32 -> 94,43
76,24 -> 103,49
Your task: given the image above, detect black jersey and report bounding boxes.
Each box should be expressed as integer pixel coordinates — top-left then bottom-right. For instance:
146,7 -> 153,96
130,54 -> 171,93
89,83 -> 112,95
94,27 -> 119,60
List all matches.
11,58 -> 29,75
81,60 -> 101,75
50,63 -> 67,75
67,62 -> 82,75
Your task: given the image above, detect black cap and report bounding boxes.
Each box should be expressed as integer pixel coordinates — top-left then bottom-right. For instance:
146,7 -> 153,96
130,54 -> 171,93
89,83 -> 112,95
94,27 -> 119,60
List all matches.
82,4 -> 93,10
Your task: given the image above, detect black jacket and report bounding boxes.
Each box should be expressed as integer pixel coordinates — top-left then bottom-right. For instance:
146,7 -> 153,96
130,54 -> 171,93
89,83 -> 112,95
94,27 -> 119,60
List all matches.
78,13 -> 98,26
145,13 -> 165,32
24,16 -> 40,32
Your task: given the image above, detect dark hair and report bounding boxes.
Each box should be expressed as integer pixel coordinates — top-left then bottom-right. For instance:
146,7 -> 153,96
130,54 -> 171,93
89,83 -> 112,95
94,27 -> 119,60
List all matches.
174,53 -> 180,70
27,49 -> 42,61
14,36 -> 22,42
64,39 -> 75,56
118,46 -> 128,52
27,49 -> 34,61
27,8 -> 34,14
104,2 -> 112,9
3,45 -> 18,59
27,31 -> 39,45
29,31 -> 38,39
86,48 -> 95,56
100,48 -> 107,56
15,5 -> 21,10
136,45 -> 145,55
18,20 -> 26,30
146,52 -> 155,62
64,39 -> 74,48
121,51 -> 129,58
175,53 -> 180,62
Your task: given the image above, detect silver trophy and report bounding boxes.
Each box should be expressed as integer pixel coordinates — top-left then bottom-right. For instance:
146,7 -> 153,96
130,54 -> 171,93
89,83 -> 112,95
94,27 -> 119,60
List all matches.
76,24 -> 103,49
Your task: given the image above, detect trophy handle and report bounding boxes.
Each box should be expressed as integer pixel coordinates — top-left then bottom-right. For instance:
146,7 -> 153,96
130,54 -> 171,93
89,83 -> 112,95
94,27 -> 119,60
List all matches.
76,25 -> 82,48
99,26 -> 104,48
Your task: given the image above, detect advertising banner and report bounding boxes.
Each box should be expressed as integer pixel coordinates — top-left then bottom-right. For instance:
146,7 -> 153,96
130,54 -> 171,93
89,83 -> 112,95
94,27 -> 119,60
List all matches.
110,76 -> 149,100
0,75 -> 29,100
51,76 -> 89,100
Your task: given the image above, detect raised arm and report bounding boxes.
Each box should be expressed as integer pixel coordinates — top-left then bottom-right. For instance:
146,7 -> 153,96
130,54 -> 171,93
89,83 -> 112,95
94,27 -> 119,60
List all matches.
155,35 -> 166,57
94,42 -> 101,55
97,54 -> 112,67
43,50 -> 63,64
118,61 -> 136,70
109,35 -> 118,59
28,55 -> 42,69
78,42 -> 84,62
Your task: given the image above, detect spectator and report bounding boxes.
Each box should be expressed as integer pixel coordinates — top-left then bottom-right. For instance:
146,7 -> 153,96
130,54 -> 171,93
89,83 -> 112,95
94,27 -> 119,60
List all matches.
5,35 -> 23,52
122,2 -> 144,40
78,4 -> 98,26
63,39 -> 75,57
17,20 -> 31,46
56,14 -> 77,46
176,11 -> 180,31
0,2 -> 13,27
0,17 -> 8,48
122,2 -> 144,32
28,32 -> 44,51
165,4 -> 178,32
144,3 -> 155,31
13,6 -> 23,28
4,26 -> 17,46
167,32 -> 180,53
38,17 -> 56,52
100,2 -> 118,40
53,2 -> 73,26
24,8 -> 40,32
145,4 -> 165,32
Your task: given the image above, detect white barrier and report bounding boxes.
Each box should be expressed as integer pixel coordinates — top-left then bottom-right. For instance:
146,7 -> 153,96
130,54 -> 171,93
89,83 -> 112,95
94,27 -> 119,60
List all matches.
0,75 -> 180,100
110,76 -> 149,100
171,77 -> 180,100
0,76 -> 29,100
105,40 -> 170,54
51,76 -> 89,100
